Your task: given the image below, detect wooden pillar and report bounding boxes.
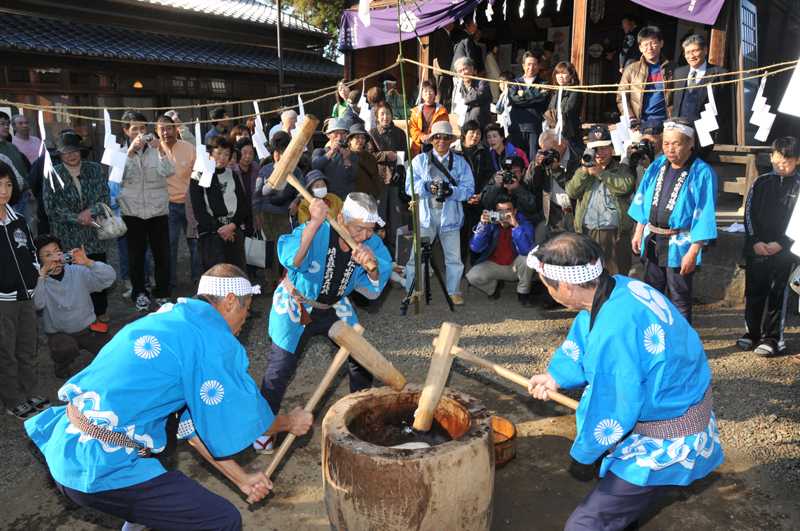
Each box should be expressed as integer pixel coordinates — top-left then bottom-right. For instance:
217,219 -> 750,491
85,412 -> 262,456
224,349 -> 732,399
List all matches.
418,35 -> 430,82
571,0 -> 588,83
709,29 -> 726,67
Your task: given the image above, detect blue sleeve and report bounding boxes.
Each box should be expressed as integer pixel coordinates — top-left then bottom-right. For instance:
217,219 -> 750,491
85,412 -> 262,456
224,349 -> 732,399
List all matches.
470,223 -> 493,253
451,158 -> 475,202
547,313 -> 590,390
569,324 -> 645,465
277,222 -> 325,273
352,235 -> 392,297
688,166 -> 718,243
183,339 -> 274,458
408,155 -> 432,198
627,159 -> 660,224
511,219 -> 535,256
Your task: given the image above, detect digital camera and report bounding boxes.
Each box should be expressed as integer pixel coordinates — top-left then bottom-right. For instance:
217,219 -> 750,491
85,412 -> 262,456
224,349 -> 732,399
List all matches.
629,139 -> 655,167
581,147 -> 597,167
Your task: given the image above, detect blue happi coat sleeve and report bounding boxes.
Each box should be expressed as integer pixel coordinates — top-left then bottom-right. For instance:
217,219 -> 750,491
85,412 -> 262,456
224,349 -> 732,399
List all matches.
569,323 -> 646,465
277,223 -> 321,274
350,234 -> 392,298
182,337 -> 274,459
627,159 -> 659,225
686,163 -> 718,244
547,311 -> 590,390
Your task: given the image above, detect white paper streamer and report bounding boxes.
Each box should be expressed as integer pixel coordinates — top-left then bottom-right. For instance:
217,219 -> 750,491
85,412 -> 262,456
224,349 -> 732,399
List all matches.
555,87 -> 564,144
519,0 -> 526,19
251,101 -> 270,161
358,0 -> 370,27
485,2 -> 493,22
37,110 -> 63,190
778,59 -> 800,118
192,120 -> 215,188
452,79 -> 468,127
536,0 -> 545,16
705,85 -> 717,116
101,108 -> 127,183
358,81 -> 374,131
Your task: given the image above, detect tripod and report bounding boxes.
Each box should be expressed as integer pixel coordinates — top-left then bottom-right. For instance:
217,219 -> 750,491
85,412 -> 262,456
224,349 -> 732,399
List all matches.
400,237 -> 455,315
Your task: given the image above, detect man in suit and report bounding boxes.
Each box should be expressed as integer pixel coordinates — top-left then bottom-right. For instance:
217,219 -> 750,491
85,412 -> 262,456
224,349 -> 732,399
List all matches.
509,50 -> 550,161
672,34 -> 730,145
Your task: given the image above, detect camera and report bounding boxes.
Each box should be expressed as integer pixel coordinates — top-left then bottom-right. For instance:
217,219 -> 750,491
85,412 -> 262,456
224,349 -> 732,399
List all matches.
487,211 -> 503,223
337,139 -> 348,149
141,133 -> 155,144
432,178 -> 452,203
538,148 -> 561,167
500,158 -> 516,185
63,252 -> 73,264
581,147 -> 597,167
629,139 -> 655,167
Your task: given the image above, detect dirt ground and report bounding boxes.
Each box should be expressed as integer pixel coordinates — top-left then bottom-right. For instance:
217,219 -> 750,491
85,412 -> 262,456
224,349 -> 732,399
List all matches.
2,281 -> 799,531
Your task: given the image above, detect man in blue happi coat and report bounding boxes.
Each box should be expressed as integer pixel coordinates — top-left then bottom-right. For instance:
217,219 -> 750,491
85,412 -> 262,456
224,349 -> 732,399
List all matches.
527,233 -> 723,530
258,192 -> 391,452
25,264 -> 313,530
628,118 -> 718,323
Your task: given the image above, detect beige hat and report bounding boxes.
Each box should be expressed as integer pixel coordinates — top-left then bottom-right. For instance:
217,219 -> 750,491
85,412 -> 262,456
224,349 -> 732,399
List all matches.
429,121 -> 457,139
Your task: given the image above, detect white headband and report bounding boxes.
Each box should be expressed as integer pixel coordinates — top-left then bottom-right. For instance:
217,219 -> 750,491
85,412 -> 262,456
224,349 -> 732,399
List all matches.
527,250 -> 604,284
342,196 -> 385,227
197,276 -> 261,297
663,121 -> 695,139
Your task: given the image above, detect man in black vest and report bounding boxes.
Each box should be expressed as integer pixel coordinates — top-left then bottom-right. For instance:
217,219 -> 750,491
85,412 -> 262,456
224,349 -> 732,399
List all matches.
672,34 -> 730,144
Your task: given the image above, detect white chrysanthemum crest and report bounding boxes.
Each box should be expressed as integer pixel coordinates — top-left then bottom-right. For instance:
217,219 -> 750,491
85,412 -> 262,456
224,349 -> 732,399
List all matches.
200,380 -> 225,406
594,418 -> 624,446
643,323 -> 666,354
561,339 -> 581,361
133,335 -> 161,360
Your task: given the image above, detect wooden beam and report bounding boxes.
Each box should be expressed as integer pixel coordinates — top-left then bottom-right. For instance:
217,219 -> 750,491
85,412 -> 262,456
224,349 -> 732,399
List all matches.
418,35 -> 430,83
570,0 -> 588,83
709,29 -> 726,67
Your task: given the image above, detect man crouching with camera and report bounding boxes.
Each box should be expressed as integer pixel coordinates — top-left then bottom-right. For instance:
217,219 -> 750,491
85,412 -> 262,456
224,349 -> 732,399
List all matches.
565,125 -> 636,275
466,193 -> 536,306
481,156 -> 542,229
405,122 -> 475,305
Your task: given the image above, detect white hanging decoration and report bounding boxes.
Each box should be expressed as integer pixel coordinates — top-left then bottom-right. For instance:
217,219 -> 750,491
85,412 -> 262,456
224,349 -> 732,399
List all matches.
358,81 -> 374,131
519,0 -> 525,19
502,0 -> 507,20
555,87 -> 564,143
485,2 -> 494,22
192,120 -> 216,188
358,0 -> 371,27
557,0 -> 564,11
251,101 -> 270,160
100,109 -> 127,184
37,110 -> 63,190
536,0 -> 545,16
778,58 -> 800,118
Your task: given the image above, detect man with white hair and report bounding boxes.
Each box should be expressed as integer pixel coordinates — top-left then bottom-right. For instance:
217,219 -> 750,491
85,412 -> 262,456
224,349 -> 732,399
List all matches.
405,121 -> 475,305
258,192 -> 391,452
629,118 -> 718,322
269,109 -> 298,141
452,57 -> 491,130
25,263 -> 313,530
527,232 -> 723,530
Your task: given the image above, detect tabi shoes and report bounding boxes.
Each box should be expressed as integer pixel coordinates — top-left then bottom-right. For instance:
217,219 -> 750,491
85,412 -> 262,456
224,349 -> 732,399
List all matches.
252,435 -> 275,455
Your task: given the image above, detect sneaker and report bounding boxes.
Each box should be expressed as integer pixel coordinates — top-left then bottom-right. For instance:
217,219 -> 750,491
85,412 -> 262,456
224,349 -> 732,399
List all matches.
135,294 -> 151,313
121,522 -> 147,531
736,335 -> 756,350
252,435 -> 274,454
6,401 -> 35,419
121,280 -> 132,299
450,294 -> 465,306
754,340 -> 777,357
27,396 -> 50,411
89,320 -> 109,334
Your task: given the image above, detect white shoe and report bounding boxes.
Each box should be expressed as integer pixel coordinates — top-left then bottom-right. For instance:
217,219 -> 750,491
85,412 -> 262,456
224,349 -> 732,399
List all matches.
135,294 -> 151,313
121,280 -> 132,299
252,435 -> 274,454
121,522 -> 146,531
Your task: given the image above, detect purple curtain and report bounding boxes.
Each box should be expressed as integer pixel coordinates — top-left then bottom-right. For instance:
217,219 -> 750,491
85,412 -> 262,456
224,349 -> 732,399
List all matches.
629,0 -> 725,25
338,0 -> 484,51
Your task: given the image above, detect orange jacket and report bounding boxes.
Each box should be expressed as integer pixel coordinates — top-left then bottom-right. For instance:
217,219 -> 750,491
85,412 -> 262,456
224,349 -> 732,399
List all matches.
408,103 -> 449,157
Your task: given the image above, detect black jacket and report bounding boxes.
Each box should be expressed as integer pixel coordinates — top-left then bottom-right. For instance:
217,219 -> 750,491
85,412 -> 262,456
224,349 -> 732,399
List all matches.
509,76 -> 550,132
744,171 -> 800,257
190,168 -> 249,236
1,206 -> 39,301
459,144 -> 494,193
671,64 -> 731,143
547,90 -> 584,146
458,80 -> 492,130
452,33 -> 484,73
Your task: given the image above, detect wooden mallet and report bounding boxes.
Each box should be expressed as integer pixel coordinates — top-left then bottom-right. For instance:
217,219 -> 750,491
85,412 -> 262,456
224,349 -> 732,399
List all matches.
432,337 -> 579,410
263,324 -> 367,481
413,322 -> 463,431
327,321 -> 407,391
266,115 -> 376,271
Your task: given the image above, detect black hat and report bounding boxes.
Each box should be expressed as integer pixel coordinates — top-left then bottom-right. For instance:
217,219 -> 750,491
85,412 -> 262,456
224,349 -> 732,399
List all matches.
57,130 -> 84,154
347,123 -> 369,140
305,169 -> 328,188
586,125 -> 612,148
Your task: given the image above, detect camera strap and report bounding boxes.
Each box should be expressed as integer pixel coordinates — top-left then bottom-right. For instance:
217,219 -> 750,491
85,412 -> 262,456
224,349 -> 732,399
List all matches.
428,151 -> 458,187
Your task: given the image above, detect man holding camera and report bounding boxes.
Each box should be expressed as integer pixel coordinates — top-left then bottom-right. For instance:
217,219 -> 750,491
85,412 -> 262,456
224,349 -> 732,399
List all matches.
466,194 -> 535,305
481,156 -> 542,228
526,130 -> 579,234
566,125 -> 636,276
405,122 -> 475,305
622,120 -> 663,188
312,119 -> 357,200
34,235 -> 116,378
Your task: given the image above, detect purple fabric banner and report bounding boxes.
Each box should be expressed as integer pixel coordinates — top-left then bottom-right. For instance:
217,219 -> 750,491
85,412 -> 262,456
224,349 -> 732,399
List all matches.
630,0 -> 725,25
338,0 -> 483,51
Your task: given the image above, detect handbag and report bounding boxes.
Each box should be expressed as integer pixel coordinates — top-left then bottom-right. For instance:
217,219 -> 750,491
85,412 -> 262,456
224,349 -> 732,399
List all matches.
95,203 -> 127,240
245,229 -> 266,268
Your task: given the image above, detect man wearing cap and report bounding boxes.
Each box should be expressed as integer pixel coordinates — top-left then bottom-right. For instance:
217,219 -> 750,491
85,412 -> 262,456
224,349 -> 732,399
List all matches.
527,232 -> 723,531
347,123 -> 384,201
25,263 -> 313,530
629,118 -> 718,323
566,125 -> 636,276
623,119 -> 663,187
44,130 -> 113,321
258,192 -> 391,452
312,119 -> 358,200
405,121 -> 475,305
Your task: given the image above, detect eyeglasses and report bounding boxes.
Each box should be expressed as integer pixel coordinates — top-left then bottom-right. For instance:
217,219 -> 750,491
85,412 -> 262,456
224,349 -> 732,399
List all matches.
431,135 -> 451,141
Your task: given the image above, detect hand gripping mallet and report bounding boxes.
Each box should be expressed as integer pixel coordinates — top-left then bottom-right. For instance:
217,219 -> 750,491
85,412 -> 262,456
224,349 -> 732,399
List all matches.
263,324 -> 368,481
413,322 -> 463,431
432,337 -> 579,410
265,115 -> 376,272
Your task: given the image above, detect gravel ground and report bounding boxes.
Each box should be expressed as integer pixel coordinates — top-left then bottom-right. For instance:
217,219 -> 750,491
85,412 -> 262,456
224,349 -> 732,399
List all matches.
1,264 -> 799,529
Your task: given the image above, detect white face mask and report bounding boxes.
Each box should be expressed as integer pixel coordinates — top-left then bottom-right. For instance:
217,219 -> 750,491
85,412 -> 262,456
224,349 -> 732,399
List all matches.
312,186 -> 328,198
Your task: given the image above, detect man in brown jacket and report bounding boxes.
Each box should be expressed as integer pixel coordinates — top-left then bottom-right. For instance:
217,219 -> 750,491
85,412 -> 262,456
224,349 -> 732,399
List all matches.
616,26 -> 673,125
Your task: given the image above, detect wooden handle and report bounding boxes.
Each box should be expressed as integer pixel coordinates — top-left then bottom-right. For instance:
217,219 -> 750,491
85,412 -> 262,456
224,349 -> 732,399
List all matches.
267,116 -> 319,191
264,324 -> 365,479
328,321 -> 406,391
413,323 -> 462,431
434,340 -> 580,411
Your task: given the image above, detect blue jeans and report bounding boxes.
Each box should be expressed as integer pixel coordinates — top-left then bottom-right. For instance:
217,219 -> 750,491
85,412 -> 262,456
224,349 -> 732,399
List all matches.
168,202 -> 200,287
404,215 -> 464,296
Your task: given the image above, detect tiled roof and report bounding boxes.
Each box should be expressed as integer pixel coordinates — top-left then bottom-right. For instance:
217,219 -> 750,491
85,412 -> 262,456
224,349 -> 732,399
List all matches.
0,13 -> 341,77
129,0 -> 327,35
